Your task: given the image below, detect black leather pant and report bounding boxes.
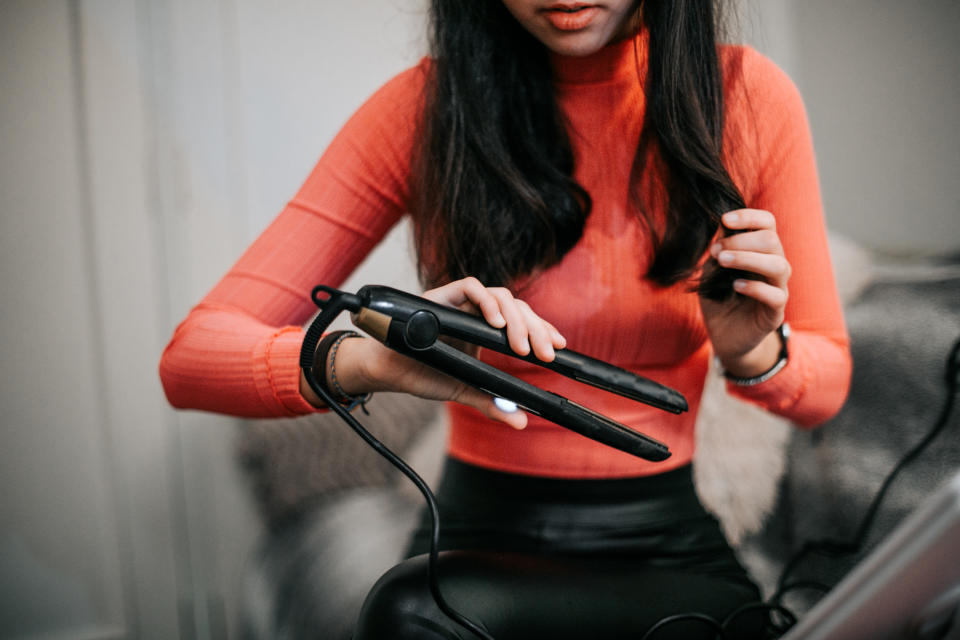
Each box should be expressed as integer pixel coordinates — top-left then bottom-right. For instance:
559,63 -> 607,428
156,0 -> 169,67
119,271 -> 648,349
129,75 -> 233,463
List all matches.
354,459 -> 763,639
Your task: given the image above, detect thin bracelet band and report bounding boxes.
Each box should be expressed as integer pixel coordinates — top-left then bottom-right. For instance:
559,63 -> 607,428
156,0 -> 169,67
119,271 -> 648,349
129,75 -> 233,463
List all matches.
328,331 -> 372,411
311,330 -> 372,412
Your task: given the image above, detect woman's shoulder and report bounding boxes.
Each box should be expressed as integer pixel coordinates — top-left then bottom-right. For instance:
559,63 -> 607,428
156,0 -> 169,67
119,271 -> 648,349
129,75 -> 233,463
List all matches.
326,58 -> 432,161
377,57 -> 432,94
353,57 -> 432,120
719,45 -> 806,121
718,45 -> 813,201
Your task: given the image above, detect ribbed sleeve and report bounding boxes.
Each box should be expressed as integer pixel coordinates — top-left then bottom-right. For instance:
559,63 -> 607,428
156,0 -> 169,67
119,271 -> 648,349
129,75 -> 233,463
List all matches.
160,304 -> 315,417
726,333 -> 851,427
158,63 -> 427,417
723,49 -> 852,426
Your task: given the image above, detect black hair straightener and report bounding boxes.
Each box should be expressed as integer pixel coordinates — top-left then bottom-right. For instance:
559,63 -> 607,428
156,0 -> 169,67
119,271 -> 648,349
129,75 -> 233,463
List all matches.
300,284 -> 687,462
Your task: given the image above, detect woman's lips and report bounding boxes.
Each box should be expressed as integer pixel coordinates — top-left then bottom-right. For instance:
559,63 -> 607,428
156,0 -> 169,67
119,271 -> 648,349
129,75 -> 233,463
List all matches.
540,4 -> 601,31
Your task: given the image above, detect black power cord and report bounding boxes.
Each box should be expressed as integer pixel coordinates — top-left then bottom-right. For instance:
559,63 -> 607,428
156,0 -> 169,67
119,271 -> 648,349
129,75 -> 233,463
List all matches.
304,283 -> 959,640
300,365 -> 495,640
636,333 -> 960,639
299,286 -> 493,639
773,334 -> 960,605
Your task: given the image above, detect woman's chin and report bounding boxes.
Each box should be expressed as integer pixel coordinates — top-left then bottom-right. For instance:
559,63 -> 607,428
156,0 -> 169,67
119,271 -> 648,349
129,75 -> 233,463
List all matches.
538,30 -> 616,57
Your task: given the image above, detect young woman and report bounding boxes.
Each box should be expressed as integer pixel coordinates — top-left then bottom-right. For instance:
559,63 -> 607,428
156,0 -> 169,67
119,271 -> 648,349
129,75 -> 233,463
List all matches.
160,0 -> 851,637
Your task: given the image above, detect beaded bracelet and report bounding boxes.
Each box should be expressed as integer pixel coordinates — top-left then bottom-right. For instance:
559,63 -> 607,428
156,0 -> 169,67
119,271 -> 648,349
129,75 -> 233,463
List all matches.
311,330 -> 372,412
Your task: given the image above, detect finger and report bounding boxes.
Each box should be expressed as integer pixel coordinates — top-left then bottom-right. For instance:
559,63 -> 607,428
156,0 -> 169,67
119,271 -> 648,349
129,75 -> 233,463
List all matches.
716,250 -> 791,286
545,320 -> 567,350
486,397 -> 528,430
722,209 -> 776,232
457,277 -> 510,328
733,278 -> 788,311
514,301 -> 567,350
458,387 -> 528,430
487,287 -> 532,355
427,277 -> 506,328
508,300 -> 554,361
711,229 -> 783,257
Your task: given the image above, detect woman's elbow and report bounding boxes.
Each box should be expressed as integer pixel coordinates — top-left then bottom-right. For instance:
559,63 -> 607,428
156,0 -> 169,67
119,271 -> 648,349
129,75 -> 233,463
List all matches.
158,335 -> 191,410
794,344 -> 853,429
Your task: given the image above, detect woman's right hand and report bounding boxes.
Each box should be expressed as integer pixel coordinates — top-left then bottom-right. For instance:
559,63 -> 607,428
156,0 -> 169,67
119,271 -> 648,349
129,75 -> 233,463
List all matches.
300,277 -> 566,430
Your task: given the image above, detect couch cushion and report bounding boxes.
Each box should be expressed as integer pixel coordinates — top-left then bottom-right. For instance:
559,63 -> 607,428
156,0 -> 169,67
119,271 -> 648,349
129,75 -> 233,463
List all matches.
237,392 -> 441,527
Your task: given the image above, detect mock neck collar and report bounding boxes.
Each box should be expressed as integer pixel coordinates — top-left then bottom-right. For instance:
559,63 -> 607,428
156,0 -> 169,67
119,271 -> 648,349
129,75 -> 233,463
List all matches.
549,31 -> 647,85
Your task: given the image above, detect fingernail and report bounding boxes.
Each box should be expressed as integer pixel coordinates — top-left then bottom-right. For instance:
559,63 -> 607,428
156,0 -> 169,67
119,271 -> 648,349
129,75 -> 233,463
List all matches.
522,337 -> 530,354
718,251 -> 734,265
724,212 -> 739,226
710,243 -> 722,257
734,279 -> 747,291
493,313 -> 506,326
494,397 -> 518,413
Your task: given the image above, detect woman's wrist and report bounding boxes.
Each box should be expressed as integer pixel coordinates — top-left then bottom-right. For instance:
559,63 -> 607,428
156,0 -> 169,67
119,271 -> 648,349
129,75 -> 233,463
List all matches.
299,369 -> 324,407
299,334 -> 375,408
717,330 -> 783,379
324,334 -> 374,398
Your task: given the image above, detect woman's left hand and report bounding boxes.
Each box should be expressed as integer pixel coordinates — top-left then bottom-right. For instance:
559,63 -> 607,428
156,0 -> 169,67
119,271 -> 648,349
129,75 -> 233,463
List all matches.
699,209 -> 791,378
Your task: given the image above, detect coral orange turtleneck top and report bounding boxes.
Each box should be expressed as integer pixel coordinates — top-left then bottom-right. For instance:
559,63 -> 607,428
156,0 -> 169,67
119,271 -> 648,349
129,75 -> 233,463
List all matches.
159,36 -> 851,478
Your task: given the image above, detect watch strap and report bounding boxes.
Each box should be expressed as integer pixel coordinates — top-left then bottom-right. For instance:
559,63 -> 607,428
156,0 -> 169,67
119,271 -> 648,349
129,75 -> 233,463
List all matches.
721,323 -> 790,386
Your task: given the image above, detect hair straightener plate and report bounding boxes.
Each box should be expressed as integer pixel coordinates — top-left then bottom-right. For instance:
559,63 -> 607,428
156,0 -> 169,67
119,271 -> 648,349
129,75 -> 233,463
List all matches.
300,285 -> 687,462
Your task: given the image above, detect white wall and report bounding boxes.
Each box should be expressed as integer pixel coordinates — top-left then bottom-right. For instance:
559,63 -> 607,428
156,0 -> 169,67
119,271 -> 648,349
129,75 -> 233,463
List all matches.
740,0 -> 960,256
1,3 -> 131,637
0,1 -> 425,638
794,1 -> 960,257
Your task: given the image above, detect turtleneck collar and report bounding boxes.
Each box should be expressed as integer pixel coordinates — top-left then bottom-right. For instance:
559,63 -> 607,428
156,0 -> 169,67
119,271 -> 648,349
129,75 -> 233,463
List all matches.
549,30 -> 647,85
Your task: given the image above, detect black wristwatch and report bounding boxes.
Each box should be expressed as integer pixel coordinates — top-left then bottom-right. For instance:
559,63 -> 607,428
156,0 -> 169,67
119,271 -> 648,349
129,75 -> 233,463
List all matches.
720,323 -> 790,386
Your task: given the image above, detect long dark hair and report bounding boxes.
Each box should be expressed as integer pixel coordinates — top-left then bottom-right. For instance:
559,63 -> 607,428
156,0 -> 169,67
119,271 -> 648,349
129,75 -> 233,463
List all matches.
412,0 -> 745,300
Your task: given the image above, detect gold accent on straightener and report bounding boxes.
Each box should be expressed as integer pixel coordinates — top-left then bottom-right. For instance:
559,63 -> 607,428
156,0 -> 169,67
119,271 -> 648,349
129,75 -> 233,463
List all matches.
352,308 -> 391,342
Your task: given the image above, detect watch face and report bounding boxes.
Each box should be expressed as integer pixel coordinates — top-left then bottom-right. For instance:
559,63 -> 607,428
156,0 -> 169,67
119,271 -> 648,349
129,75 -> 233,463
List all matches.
778,322 -> 790,358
